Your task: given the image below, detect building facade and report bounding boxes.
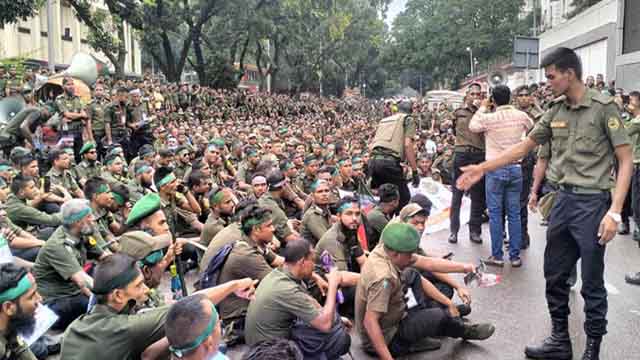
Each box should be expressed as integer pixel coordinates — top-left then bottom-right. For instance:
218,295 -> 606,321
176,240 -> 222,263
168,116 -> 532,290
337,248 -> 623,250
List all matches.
0,0 -> 141,74
615,0 -> 640,90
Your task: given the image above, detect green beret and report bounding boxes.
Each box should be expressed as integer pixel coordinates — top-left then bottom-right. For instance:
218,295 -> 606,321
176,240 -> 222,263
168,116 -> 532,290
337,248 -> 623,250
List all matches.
382,223 -> 420,253
211,138 -> 225,147
304,155 -> 318,165
126,193 -> 162,226
79,142 -> 96,155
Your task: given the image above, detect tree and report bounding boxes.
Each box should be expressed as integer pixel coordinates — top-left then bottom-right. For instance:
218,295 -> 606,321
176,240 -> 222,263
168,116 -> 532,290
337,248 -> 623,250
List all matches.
66,0 -> 128,79
0,0 -> 41,27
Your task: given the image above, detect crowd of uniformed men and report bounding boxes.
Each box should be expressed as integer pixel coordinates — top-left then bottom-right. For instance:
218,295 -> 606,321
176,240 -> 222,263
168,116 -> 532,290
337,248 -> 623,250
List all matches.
0,45 -> 639,360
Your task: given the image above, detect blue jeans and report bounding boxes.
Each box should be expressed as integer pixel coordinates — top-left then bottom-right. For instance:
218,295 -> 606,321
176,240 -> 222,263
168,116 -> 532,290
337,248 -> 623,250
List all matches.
486,165 -> 522,260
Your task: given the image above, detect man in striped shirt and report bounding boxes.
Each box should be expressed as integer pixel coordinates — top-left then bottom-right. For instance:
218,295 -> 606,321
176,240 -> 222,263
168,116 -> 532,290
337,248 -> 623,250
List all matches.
469,85 -> 534,268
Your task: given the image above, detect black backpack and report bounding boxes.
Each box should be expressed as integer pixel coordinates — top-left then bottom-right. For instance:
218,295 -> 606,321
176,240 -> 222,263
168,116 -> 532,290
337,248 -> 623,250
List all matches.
195,243 -> 235,290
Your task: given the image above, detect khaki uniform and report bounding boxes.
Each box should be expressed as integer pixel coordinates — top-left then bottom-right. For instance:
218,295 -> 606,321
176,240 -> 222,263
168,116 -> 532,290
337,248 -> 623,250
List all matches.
529,90 -> 630,189
127,179 -> 152,203
199,223 -> 242,271
54,93 -> 85,132
453,106 -> 484,149
0,332 -> 36,360
315,222 -> 364,273
60,304 -> 168,360
46,167 -> 81,196
102,171 -> 129,189
217,235 -> 275,320
174,162 -> 192,182
33,226 -> 105,301
199,213 -> 229,247
300,203 -> 331,245
6,194 -> 63,234
235,161 -> 257,185
258,192 -> 293,241
355,245 -> 407,352
370,113 -> 416,160
75,160 -> 102,185
104,103 -> 129,139
87,97 -> 109,140
245,268 -> 321,345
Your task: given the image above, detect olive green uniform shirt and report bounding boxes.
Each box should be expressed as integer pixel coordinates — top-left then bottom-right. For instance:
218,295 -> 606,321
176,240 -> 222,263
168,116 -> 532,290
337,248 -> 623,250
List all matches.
6,194 -> 63,233
355,245 -> 407,352
258,192 -> 293,241
245,268 -> 321,345
217,235 -> 275,320
300,204 -> 331,245
75,160 -> 102,185
60,304 -> 168,360
33,226 -> 104,301
625,115 -> 640,163
46,167 -> 80,195
199,223 -> 242,271
453,106 -> 485,150
87,97 -> 109,136
199,213 -> 229,247
0,332 -> 36,360
315,222 -> 364,273
54,94 -> 85,131
528,89 -> 631,190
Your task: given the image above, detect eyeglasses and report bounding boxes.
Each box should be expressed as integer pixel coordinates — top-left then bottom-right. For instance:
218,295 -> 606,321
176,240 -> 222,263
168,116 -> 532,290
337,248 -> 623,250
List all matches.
517,94 -> 529,97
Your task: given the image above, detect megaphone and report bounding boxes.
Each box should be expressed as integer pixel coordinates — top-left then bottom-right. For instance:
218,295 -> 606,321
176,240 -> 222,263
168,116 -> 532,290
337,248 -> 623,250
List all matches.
488,71 -> 507,89
0,96 -> 26,125
62,52 -> 98,87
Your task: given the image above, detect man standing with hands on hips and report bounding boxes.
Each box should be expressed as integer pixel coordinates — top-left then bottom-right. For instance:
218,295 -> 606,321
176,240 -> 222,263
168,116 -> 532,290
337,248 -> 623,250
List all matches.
457,47 -> 633,360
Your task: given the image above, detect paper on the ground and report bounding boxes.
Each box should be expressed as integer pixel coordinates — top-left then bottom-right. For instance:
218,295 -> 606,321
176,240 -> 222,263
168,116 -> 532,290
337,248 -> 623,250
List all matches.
410,177 -> 471,235
0,235 -> 13,264
22,305 -> 59,346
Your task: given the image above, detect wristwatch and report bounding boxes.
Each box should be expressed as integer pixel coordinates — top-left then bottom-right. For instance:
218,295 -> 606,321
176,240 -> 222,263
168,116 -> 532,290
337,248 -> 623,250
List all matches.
606,211 -> 621,223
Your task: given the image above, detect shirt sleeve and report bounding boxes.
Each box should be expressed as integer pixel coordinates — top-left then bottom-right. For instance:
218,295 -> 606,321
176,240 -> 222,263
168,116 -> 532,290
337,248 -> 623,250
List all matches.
528,107 -> 553,145
626,117 -> 640,137
274,284 -> 321,324
537,142 -> 551,159
227,244 -> 273,281
129,306 -> 169,355
601,104 -> 631,148
365,279 -> 392,314
306,214 -> 328,242
468,110 -> 488,133
43,242 -> 83,280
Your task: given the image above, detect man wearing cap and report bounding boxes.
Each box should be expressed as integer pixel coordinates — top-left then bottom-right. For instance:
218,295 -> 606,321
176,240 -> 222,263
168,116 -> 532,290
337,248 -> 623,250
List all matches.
45,149 -> 84,199
258,170 -> 298,244
33,199 -> 109,330
102,154 -> 129,189
75,143 -> 102,187
127,144 -> 156,179
245,239 -> 352,360
174,146 -> 193,181
236,147 -> 261,191
301,180 -> 333,245
53,77 -> 88,160
0,263 -> 42,360
60,253 -> 256,360
165,294 -> 227,360
355,223 -> 495,359
200,188 -> 236,247
119,193 -> 182,309
366,184 -> 400,250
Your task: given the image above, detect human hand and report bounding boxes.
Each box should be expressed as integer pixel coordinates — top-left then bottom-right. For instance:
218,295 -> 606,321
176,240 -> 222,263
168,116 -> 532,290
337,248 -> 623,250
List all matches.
462,263 -> 476,274
326,268 -> 342,288
597,213 -> 618,245
341,316 -> 353,330
234,278 -> 258,300
411,171 -> 420,187
456,164 -> 484,191
448,303 -> 460,318
456,287 -> 472,305
528,193 -> 538,212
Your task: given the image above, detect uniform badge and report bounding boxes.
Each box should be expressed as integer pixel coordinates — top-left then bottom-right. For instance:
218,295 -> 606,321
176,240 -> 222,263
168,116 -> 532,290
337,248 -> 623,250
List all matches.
550,121 -> 568,128
608,117 -> 620,130
88,236 -> 97,246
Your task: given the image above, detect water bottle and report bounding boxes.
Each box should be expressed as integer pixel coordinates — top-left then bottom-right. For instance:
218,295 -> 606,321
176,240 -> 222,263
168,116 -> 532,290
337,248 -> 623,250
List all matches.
170,264 -> 183,300
320,251 -> 344,304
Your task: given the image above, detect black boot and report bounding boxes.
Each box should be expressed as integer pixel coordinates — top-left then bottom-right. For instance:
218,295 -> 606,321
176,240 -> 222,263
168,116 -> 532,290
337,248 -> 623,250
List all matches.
524,320 -> 572,359
582,337 -> 601,360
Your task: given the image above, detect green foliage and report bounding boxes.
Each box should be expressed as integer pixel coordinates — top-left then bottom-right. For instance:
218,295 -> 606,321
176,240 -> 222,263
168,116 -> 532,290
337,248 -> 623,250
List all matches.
382,0 -> 529,88
0,0 -> 43,27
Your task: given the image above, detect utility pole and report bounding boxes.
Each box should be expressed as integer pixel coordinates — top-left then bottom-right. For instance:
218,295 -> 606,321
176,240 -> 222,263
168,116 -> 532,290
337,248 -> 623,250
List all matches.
533,0 -> 538,37
46,0 -> 56,73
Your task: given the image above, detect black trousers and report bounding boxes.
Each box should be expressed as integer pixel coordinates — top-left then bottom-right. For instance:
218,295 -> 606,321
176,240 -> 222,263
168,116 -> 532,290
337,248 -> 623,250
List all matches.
520,153 -> 535,237
388,268 -> 465,357
368,158 -> 410,210
48,293 -> 90,330
545,190 -> 610,337
450,151 -> 486,234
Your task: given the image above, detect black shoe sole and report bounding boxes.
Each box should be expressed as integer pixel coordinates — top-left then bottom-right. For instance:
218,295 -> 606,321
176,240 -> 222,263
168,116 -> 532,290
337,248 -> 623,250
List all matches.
524,349 -> 572,359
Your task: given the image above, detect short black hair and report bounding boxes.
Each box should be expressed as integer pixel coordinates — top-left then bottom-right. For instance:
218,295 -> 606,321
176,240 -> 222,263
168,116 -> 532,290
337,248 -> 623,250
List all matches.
110,183 -> 130,204
10,174 -> 35,195
93,254 -> 139,304
84,177 -> 108,200
48,149 -> 65,164
116,86 -> 128,94
165,294 -> 210,354
187,171 -> 206,189
515,85 -> 530,95
629,91 -> 640,100
281,238 -> 312,263
410,194 -> 433,217
540,47 -> 583,80
154,166 -> 174,188
378,183 -> 399,203
240,205 -> 272,235
0,263 -> 29,296
491,85 -> 511,106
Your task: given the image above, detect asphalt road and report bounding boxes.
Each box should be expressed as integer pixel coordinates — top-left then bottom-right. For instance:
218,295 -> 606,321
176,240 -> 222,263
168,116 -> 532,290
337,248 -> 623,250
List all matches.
228,212 -> 640,360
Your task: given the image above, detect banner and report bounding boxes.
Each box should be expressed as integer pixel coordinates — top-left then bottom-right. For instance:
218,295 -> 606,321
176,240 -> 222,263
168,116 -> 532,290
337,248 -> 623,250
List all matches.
410,178 -> 471,235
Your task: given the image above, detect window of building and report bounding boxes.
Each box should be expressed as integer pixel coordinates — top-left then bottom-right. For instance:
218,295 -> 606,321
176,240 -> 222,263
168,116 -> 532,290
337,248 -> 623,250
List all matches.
623,0 -> 640,54
62,27 -> 72,41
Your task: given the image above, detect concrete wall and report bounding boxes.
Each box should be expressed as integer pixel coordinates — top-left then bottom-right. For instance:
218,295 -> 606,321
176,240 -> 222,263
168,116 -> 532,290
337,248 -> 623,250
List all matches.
539,0 -> 618,82
615,0 -> 640,90
0,0 -> 141,75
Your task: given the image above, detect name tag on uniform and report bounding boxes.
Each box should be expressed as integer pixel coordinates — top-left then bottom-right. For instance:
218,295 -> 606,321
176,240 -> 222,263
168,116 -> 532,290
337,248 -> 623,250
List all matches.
550,121 -> 568,128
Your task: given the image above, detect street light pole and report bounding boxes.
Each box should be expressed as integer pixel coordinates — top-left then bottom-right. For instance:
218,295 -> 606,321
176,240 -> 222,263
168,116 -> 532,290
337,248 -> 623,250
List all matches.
466,47 -> 474,77
46,0 -> 56,73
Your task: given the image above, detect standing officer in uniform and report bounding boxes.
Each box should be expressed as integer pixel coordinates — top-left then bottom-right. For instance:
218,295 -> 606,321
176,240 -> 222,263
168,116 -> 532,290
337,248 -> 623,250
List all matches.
457,47 -> 633,360
86,83 -> 110,159
449,83 -> 485,244
104,87 -> 130,155
54,77 -> 88,161
368,99 -> 419,210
